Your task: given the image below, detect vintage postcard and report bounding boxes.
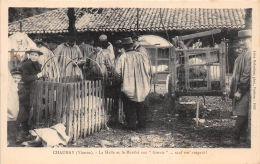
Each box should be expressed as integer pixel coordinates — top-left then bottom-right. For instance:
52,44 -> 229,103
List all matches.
1,1 -> 259,164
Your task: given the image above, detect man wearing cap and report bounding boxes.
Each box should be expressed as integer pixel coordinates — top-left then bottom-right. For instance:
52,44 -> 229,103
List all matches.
99,34 -> 115,66
115,37 -> 152,130
224,30 -> 251,145
54,36 -> 85,77
16,48 -> 44,143
35,39 -> 60,79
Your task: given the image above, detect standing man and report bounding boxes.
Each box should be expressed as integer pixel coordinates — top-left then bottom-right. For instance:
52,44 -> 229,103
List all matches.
54,36 -> 85,78
99,34 -> 115,66
114,40 -> 125,65
224,30 -> 251,145
16,48 -> 43,143
79,38 -> 94,59
83,41 -> 111,79
115,37 -> 152,130
131,32 -> 148,57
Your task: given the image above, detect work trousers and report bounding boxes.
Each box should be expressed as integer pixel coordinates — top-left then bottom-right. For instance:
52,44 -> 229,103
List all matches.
122,93 -> 146,130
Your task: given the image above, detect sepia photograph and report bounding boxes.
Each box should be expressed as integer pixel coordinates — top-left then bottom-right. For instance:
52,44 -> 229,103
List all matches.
1,1 -> 260,164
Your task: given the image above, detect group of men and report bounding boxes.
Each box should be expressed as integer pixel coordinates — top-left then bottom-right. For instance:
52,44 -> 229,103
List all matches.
9,29 -> 251,146
9,33 -> 152,144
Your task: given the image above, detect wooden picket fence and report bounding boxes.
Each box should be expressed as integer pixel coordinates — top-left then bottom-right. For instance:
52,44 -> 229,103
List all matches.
29,78 -> 121,142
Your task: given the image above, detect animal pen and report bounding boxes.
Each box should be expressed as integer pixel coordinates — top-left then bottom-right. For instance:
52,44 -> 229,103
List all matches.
28,77 -> 121,142
8,50 -> 122,142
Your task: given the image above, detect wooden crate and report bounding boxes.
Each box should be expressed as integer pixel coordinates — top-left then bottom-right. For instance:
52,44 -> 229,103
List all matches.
29,78 -> 121,142
170,42 -> 227,97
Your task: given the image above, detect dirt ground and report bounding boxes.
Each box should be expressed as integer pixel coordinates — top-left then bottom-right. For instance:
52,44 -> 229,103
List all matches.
7,82 -> 250,148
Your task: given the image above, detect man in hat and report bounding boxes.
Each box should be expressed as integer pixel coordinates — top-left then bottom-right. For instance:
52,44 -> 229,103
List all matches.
16,48 -> 44,143
131,32 -> 145,53
83,40 -> 112,79
115,37 -> 152,130
35,39 -> 60,79
79,38 -> 94,59
224,30 -> 251,145
99,34 -> 115,66
54,36 -> 85,77
114,40 -> 125,65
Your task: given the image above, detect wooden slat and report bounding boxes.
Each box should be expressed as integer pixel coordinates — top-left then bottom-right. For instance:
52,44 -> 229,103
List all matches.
207,50 -> 211,91
49,82 -> 54,127
36,81 -> 42,128
100,82 -> 104,128
67,84 -> 74,138
221,49 -> 226,92
32,82 -> 37,128
155,48 -> 158,83
32,82 -> 38,128
178,29 -> 221,41
77,82 -> 81,138
104,87 -> 108,128
91,81 -> 95,133
184,51 -> 189,90
62,84 -> 67,124
98,80 -> 102,131
81,81 -> 85,138
95,81 -> 98,132
83,81 -> 88,137
88,81 -> 91,135
56,83 -> 63,124
73,83 -> 78,141
44,81 -> 49,127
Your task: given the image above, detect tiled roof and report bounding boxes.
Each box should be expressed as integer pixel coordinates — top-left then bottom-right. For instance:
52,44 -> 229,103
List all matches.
9,8 -> 246,34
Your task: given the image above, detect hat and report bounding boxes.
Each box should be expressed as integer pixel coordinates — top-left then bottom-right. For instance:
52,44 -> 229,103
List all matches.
99,35 -> 107,41
34,38 -> 44,45
115,40 -> 123,48
122,37 -> 134,45
131,31 -> 138,40
26,48 -> 43,55
11,67 -> 22,75
66,36 -> 78,42
235,30 -> 252,39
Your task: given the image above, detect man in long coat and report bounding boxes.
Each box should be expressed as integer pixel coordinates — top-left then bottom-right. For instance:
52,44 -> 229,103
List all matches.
99,35 -> 115,66
79,39 -> 94,59
115,37 -> 152,130
83,41 -> 111,79
224,30 -> 251,145
54,36 -> 85,78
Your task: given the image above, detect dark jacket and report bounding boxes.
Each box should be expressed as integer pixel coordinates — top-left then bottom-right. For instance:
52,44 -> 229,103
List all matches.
229,49 -> 251,98
21,59 -> 42,86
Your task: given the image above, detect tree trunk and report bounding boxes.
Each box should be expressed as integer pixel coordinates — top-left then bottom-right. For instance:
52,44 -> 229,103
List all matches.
67,8 -> 77,37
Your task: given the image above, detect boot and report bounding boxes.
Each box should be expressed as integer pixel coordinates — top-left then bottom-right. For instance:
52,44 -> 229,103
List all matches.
16,130 -> 29,143
16,122 -> 29,144
223,116 -> 247,146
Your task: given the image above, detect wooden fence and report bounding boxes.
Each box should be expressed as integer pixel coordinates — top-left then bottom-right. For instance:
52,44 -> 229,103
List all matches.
29,78 -> 122,142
